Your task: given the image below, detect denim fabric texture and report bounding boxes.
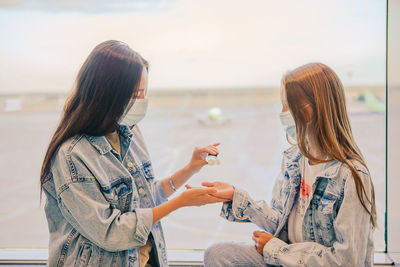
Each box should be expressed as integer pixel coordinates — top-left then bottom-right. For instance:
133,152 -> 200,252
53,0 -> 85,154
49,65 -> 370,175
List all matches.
211,146 -> 374,267
42,125 -> 168,267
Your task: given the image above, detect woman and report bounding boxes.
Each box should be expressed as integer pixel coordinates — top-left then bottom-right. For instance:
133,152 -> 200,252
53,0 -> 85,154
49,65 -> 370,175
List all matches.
201,63 -> 376,266
40,40 -> 227,267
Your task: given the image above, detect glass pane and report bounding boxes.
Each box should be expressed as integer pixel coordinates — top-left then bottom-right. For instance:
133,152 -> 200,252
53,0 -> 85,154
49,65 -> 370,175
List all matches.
0,0 -> 386,251
387,0 -> 400,253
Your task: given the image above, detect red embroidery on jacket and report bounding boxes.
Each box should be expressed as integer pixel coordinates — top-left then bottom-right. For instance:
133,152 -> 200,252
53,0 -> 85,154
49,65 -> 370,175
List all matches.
300,177 -> 311,198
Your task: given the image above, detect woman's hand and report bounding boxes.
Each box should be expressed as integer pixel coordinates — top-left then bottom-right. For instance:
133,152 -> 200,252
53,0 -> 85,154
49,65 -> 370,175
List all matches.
186,143 -> 220,174
176,187 -> 229,207
200,181 -> 235,200
252,231 -> 275,255
152,187 -> 228,225
161,143 -> 220,198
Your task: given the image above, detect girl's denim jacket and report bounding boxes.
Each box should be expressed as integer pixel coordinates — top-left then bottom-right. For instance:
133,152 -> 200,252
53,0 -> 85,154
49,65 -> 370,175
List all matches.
221,146 -> 374,267
42,125 -> 168,267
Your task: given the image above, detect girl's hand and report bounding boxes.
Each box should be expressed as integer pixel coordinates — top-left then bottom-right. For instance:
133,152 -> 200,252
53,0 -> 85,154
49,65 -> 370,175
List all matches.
252,231 -> 275,255
186,143 -> 220,174
177,187 -> 228,207
200,181 -> 235,200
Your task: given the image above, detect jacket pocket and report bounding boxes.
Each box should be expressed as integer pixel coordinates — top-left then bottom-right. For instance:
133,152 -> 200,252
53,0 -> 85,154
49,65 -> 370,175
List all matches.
142,162 -> 155,181
320,197 -> 336,215
101,177 -> 133,212
312,196 -> 338,246
74,242 -> 93,267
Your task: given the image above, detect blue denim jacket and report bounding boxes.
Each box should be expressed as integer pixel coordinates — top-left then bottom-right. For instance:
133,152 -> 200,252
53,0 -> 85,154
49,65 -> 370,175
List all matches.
221,146 -> 374,267
42,125 -> 168,267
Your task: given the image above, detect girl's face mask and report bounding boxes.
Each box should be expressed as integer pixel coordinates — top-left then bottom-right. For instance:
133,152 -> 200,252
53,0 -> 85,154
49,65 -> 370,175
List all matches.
279,110 -> 296,141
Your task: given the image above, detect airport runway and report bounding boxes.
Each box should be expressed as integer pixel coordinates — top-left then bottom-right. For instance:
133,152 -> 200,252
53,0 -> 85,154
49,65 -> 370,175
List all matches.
0,90 -> 386,251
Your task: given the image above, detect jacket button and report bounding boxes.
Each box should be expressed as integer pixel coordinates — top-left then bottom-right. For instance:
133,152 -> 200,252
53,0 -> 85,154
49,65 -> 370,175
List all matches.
127,162 -> 133,167
138,188 -> 144,195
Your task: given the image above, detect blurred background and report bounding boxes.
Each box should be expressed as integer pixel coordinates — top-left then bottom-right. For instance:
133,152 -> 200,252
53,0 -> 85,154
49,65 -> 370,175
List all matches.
0,0 -> 387,252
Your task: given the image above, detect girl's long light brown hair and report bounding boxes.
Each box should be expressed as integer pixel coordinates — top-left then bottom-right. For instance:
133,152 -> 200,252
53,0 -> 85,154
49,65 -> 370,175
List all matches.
283,62 -> 377,228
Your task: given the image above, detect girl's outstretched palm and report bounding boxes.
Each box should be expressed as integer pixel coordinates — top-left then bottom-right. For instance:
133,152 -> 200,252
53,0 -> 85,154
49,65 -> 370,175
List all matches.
178,187 -> 228,207
201,181 -> 235,200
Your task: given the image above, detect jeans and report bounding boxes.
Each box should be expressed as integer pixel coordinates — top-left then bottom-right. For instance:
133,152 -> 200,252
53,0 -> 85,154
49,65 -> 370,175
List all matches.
204,242 -> 276,267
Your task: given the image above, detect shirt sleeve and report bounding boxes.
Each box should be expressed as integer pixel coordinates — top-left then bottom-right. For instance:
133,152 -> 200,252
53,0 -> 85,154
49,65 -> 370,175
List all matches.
262,172 -> 373,267
52,149 -> 154,252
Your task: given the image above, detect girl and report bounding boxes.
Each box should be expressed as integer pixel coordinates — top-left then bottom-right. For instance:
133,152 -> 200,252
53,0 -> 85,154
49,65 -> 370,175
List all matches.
40,40 -> 227,267
202,63 -> 376,266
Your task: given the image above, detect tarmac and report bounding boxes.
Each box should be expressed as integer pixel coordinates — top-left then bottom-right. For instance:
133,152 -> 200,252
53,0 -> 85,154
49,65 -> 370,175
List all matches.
0,88 -> 386,251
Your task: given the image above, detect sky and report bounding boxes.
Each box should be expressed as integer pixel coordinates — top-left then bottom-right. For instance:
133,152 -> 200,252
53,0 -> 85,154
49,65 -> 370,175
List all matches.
0,0 -> 387,94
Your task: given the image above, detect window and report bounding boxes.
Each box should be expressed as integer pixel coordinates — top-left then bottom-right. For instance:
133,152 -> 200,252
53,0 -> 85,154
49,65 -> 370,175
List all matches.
0,0 -> 388,257
387,0 -> 400,258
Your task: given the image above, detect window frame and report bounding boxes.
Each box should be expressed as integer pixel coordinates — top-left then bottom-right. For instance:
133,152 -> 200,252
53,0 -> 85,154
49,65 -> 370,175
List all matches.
0,0 -> 397,264
387,0 -> 400,263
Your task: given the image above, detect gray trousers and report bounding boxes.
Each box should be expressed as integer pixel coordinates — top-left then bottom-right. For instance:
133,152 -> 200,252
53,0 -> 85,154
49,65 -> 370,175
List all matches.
204,242 -> 277,267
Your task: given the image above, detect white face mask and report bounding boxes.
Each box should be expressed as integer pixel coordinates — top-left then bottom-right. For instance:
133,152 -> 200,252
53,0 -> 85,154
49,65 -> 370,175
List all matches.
120,98 -> 149,127
279,110 -> 297,141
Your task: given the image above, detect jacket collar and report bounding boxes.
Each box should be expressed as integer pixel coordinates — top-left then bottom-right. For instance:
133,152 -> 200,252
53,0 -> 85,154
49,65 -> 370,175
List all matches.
118,124 -> 134,139
283,145 -> 343,179
85,124 -> 133,155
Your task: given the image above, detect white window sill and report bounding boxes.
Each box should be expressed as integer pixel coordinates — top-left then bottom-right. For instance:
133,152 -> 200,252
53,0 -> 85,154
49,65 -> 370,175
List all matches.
0,249 -> 396,266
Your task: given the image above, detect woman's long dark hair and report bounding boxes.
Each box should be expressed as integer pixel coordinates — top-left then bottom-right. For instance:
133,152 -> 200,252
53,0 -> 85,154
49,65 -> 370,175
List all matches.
40,40 -> 148,188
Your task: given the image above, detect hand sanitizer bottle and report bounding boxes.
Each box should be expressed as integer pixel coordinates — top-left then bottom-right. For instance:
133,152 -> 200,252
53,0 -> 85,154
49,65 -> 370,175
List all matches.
206,153 -> 220,166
